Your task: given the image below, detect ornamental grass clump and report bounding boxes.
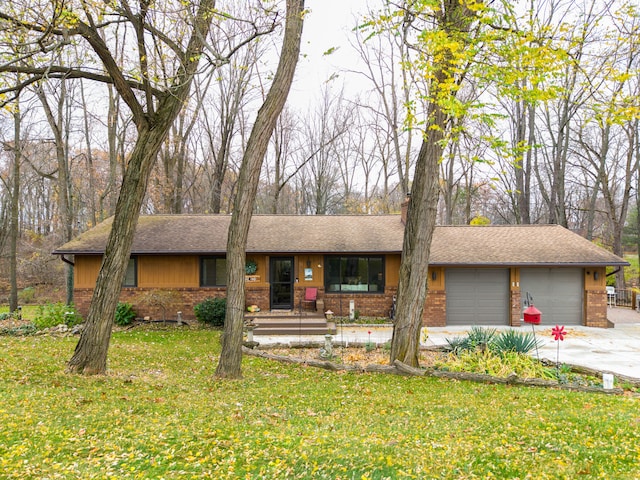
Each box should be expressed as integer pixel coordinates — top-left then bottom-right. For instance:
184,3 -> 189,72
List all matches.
491,329 -> 542,355
445,326 -> 496,354
446,327 -> 541,356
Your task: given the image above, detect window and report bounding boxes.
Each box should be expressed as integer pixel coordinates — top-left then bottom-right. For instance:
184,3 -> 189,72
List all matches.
325,256 -> 384,293
123,257 -> 137,287
201,257 -> 227,286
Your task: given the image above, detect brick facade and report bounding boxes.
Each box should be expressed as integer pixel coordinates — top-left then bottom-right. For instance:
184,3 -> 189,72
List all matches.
74,286 -> 227,321
510,290 -> 522,327
423,290 -> 446,326
323,287 -> 397,318
585,290 -> 608,328
73,274 -> 611,327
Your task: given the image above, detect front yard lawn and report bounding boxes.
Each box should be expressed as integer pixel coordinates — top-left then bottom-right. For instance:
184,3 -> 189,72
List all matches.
1,327 -> 639,479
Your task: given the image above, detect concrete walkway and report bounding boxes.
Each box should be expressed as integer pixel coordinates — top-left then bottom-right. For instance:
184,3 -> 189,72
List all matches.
255,307 -> 640,380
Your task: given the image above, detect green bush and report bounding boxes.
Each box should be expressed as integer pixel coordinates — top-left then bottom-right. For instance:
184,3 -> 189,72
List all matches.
18,287 -> 36,304
33,303 -> 82,329
194,297 -> 226,326
114,302 -> 136,326
441,349 -> 555,379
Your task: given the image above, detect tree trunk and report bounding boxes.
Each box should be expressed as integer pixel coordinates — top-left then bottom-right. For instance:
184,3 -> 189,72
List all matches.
9,93 -> 20,313
68,0 -> 216,375
390,105 -> 443,366
215,0 -> 305,379
390,0 -> 474,367
67,125 -> 170,374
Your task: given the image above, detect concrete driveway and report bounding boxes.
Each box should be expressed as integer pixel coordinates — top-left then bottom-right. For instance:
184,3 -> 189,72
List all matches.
258,307 -> 640,380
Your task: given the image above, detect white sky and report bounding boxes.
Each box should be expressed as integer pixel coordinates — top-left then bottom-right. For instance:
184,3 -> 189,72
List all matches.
288,0 -> 371,107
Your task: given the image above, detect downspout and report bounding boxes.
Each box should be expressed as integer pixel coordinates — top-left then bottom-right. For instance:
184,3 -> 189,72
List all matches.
606,267 -> 620,278
60,254 -> 75,267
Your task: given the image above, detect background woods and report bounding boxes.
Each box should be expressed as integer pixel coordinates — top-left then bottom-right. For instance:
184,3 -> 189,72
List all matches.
1,0 -> 640,298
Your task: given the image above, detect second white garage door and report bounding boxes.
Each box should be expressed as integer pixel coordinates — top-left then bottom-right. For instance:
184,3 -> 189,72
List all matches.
519,268 -> 583,325
446,268 -> 510,325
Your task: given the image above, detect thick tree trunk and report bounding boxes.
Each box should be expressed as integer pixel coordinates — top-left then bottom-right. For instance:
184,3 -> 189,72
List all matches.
67,0 -> 215,375
215,0 -> 305,379
390,0 -> 474,367
390,106 -> 443,367
67,125 -> 169,374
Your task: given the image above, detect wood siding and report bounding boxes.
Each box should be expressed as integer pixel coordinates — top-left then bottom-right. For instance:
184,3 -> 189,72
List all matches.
294,254 -> 324,287
138,256 -> 199,288
385,255 -> 401,287
74,256 -> 102,288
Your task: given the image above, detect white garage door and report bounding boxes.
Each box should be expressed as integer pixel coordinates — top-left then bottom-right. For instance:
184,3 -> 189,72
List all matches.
520,268 -> 583,326
446,268 -> 510,325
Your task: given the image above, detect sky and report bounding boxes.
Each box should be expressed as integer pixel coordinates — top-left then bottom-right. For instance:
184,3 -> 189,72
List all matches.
288,0 -> 371,107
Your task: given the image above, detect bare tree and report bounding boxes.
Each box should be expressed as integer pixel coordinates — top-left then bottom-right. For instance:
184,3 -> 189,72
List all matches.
216,0 -> 305,379
0,0 -> 279,374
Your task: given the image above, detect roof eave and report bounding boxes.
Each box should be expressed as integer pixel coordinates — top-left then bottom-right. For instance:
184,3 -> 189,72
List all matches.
431,261 -> 630,267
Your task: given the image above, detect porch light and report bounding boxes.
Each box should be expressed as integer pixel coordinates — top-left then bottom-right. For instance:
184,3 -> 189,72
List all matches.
431,271 -> 437,281
594,271 -> 599,280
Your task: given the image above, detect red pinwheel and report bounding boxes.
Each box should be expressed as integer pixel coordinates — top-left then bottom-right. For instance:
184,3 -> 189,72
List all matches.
552,325 -> 566,341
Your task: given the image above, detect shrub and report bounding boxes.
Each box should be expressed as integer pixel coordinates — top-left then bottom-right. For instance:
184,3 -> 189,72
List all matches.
440,349 -> 554,379
114,302 -> 136,326
194,298 -> 226,326
18,287 -> 35,304
491,329 -> 542,355
33,303 -> 82,329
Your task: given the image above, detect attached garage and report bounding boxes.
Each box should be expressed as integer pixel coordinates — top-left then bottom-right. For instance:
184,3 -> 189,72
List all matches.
520,268 -> 583,325
446,268 -> 510,325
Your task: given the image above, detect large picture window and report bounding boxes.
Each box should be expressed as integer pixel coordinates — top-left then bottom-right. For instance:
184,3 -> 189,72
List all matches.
123,257 -> 137,287
325,256 -> 384,293
201,257 -> 227,286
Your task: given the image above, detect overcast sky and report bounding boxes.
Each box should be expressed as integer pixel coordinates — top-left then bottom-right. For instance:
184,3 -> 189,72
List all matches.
288,0 -> 371,107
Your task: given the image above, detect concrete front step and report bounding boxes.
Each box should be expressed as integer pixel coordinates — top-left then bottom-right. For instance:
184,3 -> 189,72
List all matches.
253,326 -> 337,336
247,315 -> 336,335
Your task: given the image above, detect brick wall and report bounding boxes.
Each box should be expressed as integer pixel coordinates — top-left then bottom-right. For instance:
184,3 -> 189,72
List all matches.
510,290 -> 522,327
423,290 -> 446,326
75,285 -> 398,320
584,289 -> 608,327
74,287 -> 226,321
245,286 -> 270,312
324,287 -> 397,318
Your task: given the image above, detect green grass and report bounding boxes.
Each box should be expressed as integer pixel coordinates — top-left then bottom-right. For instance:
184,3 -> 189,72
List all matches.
0,304 -> 40,321
1,328 -> 639,479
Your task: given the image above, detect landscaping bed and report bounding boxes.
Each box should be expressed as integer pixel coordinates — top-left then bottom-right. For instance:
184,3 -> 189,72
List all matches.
245,327 -> 640,396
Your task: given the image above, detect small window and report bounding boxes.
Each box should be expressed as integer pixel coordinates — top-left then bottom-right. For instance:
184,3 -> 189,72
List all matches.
123,257 -> 137,287
201,257 -> 227,286
325,256 -> 384,293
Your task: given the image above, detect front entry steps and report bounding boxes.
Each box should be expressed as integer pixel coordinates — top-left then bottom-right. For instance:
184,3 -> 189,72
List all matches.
246,311 -> 336,336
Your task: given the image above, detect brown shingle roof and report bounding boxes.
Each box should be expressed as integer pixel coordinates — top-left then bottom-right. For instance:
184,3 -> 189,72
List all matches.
431,225 -> 627,266
53,215 -> 628,266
